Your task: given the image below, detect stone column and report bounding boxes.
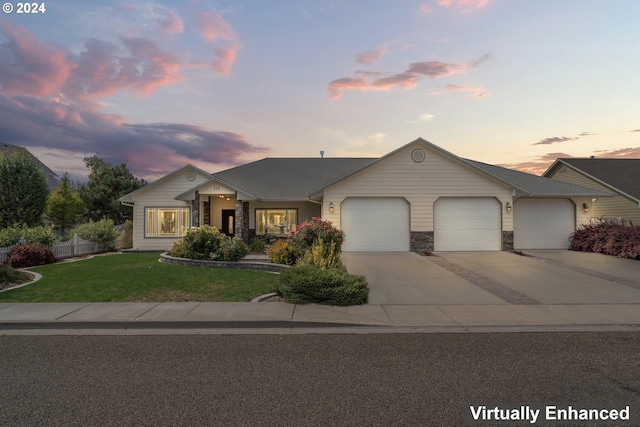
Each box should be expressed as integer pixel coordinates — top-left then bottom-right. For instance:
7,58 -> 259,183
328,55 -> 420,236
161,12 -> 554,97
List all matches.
191,191 -> 200,227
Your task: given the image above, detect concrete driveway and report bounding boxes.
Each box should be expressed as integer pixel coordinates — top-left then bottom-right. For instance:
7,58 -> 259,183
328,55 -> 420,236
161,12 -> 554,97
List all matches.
342,251 -> 640,306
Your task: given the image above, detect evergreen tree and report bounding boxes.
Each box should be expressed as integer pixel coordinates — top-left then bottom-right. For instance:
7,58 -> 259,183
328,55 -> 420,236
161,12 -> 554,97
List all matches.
79,155 -> 147,224
0,148 -> 49,228
45,173 -> 85,234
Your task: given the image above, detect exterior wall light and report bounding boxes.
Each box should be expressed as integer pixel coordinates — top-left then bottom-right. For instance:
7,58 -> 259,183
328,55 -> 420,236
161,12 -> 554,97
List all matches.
329,202 -> 334,212
583,203 -> 589,213
506,202 -> 511,212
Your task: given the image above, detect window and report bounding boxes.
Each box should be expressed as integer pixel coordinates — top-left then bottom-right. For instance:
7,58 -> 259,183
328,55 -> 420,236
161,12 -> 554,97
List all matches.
145,208 -> 190,237
256,209 -> 298,235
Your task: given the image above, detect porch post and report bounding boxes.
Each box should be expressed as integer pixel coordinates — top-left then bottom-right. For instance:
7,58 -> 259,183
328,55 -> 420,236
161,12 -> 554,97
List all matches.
191,191 -> 200,227
234,200 -> 250,243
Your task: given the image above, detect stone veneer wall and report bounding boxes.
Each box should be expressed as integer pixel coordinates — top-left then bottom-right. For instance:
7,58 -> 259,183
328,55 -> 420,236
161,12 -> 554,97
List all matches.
502,231 -> 514,251
411,231 -> 434,253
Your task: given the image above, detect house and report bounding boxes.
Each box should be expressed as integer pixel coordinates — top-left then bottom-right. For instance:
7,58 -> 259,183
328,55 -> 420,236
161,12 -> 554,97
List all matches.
0,142 -> 61,191
544,158 -> 640,224
120,138 -> 612,252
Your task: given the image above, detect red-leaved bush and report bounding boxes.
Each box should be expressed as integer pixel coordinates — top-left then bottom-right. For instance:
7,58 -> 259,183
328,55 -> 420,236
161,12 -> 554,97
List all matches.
6,243 -> 56,268
570,218 -> 640,260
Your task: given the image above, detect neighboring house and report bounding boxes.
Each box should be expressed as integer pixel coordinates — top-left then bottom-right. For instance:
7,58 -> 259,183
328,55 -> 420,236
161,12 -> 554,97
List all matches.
0,142 -> 61,191
120,138 -> 611,252
544,158 -> 640,224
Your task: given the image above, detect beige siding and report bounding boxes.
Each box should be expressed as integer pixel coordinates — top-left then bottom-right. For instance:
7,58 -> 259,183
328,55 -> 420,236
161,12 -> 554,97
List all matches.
323,143 -> 514,232
551,167 -> 640,223
132,168 -> 210,250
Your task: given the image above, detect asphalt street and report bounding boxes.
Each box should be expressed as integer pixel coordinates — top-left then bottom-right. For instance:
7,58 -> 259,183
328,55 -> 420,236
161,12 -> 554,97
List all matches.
1,333 -> 639,426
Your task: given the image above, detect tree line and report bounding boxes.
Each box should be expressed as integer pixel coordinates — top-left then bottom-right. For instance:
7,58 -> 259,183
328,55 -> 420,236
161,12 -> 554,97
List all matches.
0,148 -> 146,234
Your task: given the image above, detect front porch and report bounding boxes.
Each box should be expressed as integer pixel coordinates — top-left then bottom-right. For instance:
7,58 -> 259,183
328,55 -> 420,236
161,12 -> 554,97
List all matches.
190,190 -> 321,243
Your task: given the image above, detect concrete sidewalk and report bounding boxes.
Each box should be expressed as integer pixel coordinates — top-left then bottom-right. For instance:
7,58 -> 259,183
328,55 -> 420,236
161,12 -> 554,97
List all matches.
1,301 -> 639,335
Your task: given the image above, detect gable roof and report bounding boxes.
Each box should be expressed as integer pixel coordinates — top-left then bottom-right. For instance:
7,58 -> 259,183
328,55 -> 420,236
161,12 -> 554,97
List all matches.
465,159 -> 613,198
211,157 -> 377,201
1,142 -> 60,191
310,137 -> 611,198
118,164 -> 210,204
544,158 -> 640,203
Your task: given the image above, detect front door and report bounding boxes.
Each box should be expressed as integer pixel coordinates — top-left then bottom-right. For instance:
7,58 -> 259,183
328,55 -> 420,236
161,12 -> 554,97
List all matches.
221,209 -> 235,236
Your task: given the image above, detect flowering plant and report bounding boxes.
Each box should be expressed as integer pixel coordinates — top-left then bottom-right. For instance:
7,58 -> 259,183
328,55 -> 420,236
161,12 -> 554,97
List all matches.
288,217 -> 345,258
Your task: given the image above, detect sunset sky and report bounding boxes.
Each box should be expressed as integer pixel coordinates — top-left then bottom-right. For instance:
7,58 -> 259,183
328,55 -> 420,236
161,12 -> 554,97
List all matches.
1,0 -> 639,182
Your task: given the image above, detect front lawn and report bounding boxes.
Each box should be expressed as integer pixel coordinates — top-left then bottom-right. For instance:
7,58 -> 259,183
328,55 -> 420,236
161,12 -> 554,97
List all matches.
0,253 -> 279,302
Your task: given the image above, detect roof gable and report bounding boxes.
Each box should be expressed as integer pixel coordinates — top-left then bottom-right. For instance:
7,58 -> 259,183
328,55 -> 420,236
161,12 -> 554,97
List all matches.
119,164 -> 211,204
545,158 -> 640,202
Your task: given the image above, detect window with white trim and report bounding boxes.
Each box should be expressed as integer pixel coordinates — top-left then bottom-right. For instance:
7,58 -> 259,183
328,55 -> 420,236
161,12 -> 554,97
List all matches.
145,208 -> 190,237
256,209 -> 297,235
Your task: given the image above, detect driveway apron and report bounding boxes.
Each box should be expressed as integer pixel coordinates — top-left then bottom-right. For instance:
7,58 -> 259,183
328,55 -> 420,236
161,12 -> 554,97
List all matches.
341,252 -> 505,305
437,251 -> 640,304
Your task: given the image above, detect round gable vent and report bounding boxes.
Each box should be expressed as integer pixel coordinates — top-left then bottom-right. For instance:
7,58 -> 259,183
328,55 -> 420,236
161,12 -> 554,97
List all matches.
411,149 -> 426,163
186,171 -> 196,181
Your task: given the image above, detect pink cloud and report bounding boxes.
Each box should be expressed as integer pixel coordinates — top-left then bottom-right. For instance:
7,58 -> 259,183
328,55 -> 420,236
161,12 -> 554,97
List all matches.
212,46 -> 238,76
430,84 -> 490,98
499,153 -> 573,176
193,11 -> 235,43
192,11 -> 241,76
594,146 -> 640,158
420,5 -> 434,14
0,21 -> 73,97
159,10 -> 184,36
329,54 -> 491,99
64,37 -> 184,99
356,47 -> 388,65
438,0 -> 490,13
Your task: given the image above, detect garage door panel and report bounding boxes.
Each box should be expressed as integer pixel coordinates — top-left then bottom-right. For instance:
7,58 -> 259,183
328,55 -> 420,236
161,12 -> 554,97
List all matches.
514,199 -> 574,249
341,198 -> 409,252
434,198 -> 501,251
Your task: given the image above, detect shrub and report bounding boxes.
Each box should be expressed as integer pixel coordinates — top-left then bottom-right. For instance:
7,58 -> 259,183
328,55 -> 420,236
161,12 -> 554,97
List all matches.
276,264 -> 368,306
288,217 -> 345,259
266,239 -> 295,265
168,226 -> 249,261
218,236 -> 250,261
0,225 -> 56,247
71,219 -> 120,248
168,239 -> 190,258
7,243 -> 56,268
570,218 -> 640,259
0,264 -> 32,285
179,225 -> 224,259
296,238 -> 345,271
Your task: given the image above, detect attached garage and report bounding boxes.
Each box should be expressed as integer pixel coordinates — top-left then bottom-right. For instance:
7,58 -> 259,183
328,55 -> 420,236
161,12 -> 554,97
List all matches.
514,199 -> 575,249
434,198 -> 501,251
341,198 -> 410,251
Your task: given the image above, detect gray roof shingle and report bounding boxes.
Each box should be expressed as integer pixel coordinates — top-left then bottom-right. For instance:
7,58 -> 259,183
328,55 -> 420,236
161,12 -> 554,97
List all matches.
464,159 -> 613,197
213,158 -> 377,200
552,158 -> 640,202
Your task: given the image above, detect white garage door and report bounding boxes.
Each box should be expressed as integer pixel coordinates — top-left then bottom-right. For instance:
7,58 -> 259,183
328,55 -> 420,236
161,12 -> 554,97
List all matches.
341,198 -> 410,251
514,199 -> 574,249
434,198 -> 501,251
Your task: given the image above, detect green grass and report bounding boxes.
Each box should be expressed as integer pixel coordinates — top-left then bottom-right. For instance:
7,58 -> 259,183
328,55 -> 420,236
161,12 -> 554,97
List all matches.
0,253 -> 280,303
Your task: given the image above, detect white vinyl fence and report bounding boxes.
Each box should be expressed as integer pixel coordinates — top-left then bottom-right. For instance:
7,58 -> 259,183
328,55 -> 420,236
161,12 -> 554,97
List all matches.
0,234 -> 105,263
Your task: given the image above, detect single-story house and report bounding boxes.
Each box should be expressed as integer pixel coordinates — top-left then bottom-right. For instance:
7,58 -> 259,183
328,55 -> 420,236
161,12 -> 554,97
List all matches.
120,138 -> 612,252
543,158 -> 640,223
